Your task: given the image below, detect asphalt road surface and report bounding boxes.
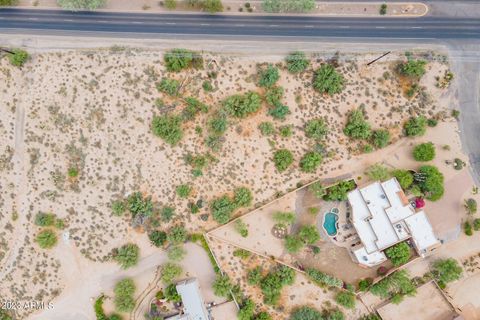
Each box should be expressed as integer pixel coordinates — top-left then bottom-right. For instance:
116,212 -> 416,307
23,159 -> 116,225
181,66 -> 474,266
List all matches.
0,9 -> 479,39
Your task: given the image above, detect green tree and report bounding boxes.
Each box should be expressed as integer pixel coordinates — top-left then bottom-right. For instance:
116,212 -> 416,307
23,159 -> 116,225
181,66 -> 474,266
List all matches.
335,291 -> 356,309
223,92 -> 262,118
313,64 -> 344,95
148,230 -> 167,247
7,48 -> 29,67
157,78 -> 180,96
247,266 -> 263,285
290,306 -> 323,320
164,48 -> 201,72
432,258 -> 463,286
151,114 -> 183,146
35,212 -> 56,227
256,312 -> 272,320
234,219 -> 249,237
305,119 -> 328,140
464,198 -> 477,214
113,278 -> 136,312
203,0 -> 223,12
309,181 -> 325,199
344,109 -> 371,139
465,221 -> 473,236
165,0 -> 176,9
284,235 -> 303,253
392,169 -> 414,190
358,278 -> 373,291
265,86 -> 284,106
285,51 -> 309,73
258,64 -> 280,87
268,103 -> 290,120
365,164 -> 390,181
417,165 -> 444,201
398,56 -> 427,78
36,229 -> 57,249
176,184 -> 192,198
167,225 -> 188,245
299,151 -> 322,173
165,283 -> 181,302
298,225 -> 320,244
114,243 -> 140,269
57,0 -> 105,10
127,192 -> 154,218
379,3 -> 387,15
210,195 -> 235,224
371,129 -> 390,148
238,299 -> 255,320
259,122 -> 275,136
273,149 -> 294,172
306,268 -> 343,288
233,187 -> 253,207
323,180 -> 356,201
161,262 -> 183,284
404,116 -> 427,137
370,270 -> 416,302
260,266 -> 295,305
168,245 -> 187,261
413,142 -> 435,161
385,242 -> 411,266
213,274 -> 232,297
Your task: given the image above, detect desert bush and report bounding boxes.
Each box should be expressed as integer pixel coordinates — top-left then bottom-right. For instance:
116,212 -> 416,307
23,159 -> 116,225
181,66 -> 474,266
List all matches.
165,283 -> 181,302
164,48 -> 202,72
473,218 -> 480,231
159,206 -> 175,222
284,235 -> 303,253
234,219 -> 249,237
223,92 -> 261,118
431,258 -> 463,286
264,86 -> 284,106
344,109 -> 371,139
247,266 -> 263,285
289,306 -> 322,320
114,244 -> 140,269
182,97 -> 208,120
213,274 -> 232,297
259,122 -> 275,136
335,291 -> 356,309
210,195 -> 235,224
36,229 -> 57,249
298,225 -> 320,244
114,278 -> 136,312
151,114 -> 183,145
313,64 -> 344,95
6,48 -> 29,67
168,245 -> 187,261
208,113 -> 228,134
111,200 -> 126,216
127,192 -> 154,218
464,221 -> 473,236
273,149 -> 294,172
305,118 -> 328,140
385,242 -> 411,266
413,142 -> 435,161
262,0 -> 315,13
404,116 -> 427,137
279,125 -> 293,137
309,181 -> 325,198
35,212 -> 56,227
157,78 -> 180,96
358,278 -> 373,291
161,262 -> 183,284
260,266 -> 295,305
203,0 -> 223,12
306,268 -> 343,288
365,164 -> 390,181
258,64 -> 280,87
416,165 -> 444,201
0,0 -> 18,5
176,184 -> 192,198
370,270 -> 416,302
371,129 -> 390,148
233,187 -> 253,207
392,169 -> 414,189
165,0 -> 176,9
57,0 -> 105,10
285,51 -> 309,73
273,211 -> 296,225
149,230 -> 167,247
167,225 -> 188,244
379,3 -> 387,14
323,180 -> 356,201
464,198 -> 477,214
268,103 -> 290,120
398,55 -> 427,78
233,248 -> 251,259
299,151 -> 322,173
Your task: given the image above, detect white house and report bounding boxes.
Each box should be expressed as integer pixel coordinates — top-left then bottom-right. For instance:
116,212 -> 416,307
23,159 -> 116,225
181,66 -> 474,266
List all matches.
165,278 -> 211,320
347,177 -> 440,267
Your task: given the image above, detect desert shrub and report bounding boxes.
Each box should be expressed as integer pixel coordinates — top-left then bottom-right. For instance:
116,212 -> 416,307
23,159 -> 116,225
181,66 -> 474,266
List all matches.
126,192 -> 154,218
159,206 -> 175,222
148,230 -> 167,247
313,64 -> 344,95
300,151 -> 322,173
165,283 -> 181,302
273,149 -> 294,172
359,314 -> 381,320
306,268 -> 343,288
268,103 -> 290,120
36,229 -> 57,249
157,78 -> 180,96
305,118 -> 328,140
413,142 -> 435,161
258,64 -> 280,87
67,166 -> 79,177
385,242 -> 411,266
473,218 -> 480,231
247,266 -> 263,285
161,262 -> 182,284
57,0 -> 105,10
234,219 -> 249,237
210,195 -> 235,224
273,211 -> 296,225
238,299 -> 255,320
260,266 -> 295,305
167,225 -> 188,244
289,306 -> 322,320
432,258 -> 463,286
298,225 -> 320,244
203,0 -> 223,12
111,200 -> 126,216
392,169 -> 414,189
265,86 -> 284,106
233,248 -> 251,259
151,114 -> 183,145
114,278 -> 136,312
164,48 -> 202,72
202,80 -> 213,92
208,113 -> 228,136
285,51 -> 309,73
323,180 -> 356,201
213,274 -> 232,297
464,198 -> 477,214
379,3 -> 387,14
255,311 -> 272,320
233,187 -> 253,207
398,56 -> 427,78
259,122 -> 275,136
309,181 -> 325,198
168,246 -> 186,261
223,92 -> 261,118
114,243 -> 140,269
262,0 -> 315,13
0,0 -> 18,6
358,278 -> 373,291
35,212 -> 56,227
165,0 -> 176,9
365,164 -> 390,181
182,97 -> 208,120
284,235 -> 303,253
279,125 -> 293,137
464,221 -> 473,236
370,270 -> 416,302
371,129 -> 390,148
176,184 -> 192,198
404,116 -> 427,137
335,291 -> 356,309
344,109 -> 371,139
416,165 -> 444,201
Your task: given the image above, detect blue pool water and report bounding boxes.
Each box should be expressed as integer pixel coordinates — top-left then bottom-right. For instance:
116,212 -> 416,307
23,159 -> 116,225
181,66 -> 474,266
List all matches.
323,212 -> 338,236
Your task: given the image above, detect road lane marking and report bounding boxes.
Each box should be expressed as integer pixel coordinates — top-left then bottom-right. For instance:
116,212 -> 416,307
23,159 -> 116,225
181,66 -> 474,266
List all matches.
200,23 -> 210,26
269,25 -> 280,27
63,19 -> 74,22
339,26 -> 350,29
375,26 -> 386,29
304,25 -> 314,28
165,22 -> 176,25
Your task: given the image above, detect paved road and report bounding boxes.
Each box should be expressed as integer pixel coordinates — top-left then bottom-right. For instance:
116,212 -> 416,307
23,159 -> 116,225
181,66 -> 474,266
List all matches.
0,9 -> 479,39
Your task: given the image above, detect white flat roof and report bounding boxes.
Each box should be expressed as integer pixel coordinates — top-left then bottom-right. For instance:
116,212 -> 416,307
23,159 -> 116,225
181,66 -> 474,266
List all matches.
382,179 -> 416,223
176,278 -> 210,320
404,211 -> 440,253
353,246 -> 387,267
349,189 -> 378,253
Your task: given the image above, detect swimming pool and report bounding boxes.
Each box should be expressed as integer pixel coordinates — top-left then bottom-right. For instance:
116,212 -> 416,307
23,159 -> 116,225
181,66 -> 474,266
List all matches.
323,211 -> 338,236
